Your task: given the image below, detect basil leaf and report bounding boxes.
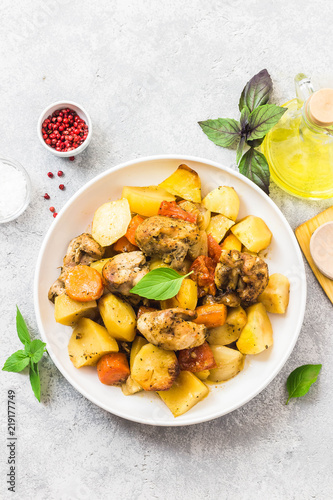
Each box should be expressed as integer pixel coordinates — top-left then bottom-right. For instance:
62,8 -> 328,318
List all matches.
286,364 -> 322,405
239,148 -> 270,195
29,361 -> 41,402
130,268 -> 192,300
236,136 -> 246,165
29,339 -> 47,363
239,69 -> 273,112
198,118 -> 241,148
16,306 -> 31,346
240,105 -> 250,131
2,350 -> 30,372
247,104 -> 287,140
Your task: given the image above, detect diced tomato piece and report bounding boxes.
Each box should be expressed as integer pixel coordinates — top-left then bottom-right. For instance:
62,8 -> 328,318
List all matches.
113,236 -> 138,253
126,215 -> 145,245
207,233 -> 222,264
158,201 -> 197,224
178,342 -> 216,372
190,255 -> 216,297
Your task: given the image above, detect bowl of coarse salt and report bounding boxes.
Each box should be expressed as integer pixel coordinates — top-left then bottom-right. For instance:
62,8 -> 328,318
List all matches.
0,157 -> 31,223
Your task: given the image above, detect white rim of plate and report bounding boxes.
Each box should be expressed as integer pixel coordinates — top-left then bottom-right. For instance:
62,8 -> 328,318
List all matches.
34,154 -> 307,426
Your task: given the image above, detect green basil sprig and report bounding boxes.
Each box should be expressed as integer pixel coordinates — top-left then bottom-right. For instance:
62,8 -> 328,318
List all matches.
286,364 -> 322,405
198,69 -> 287,195
2,307 -> 47,402
130,268 -> 193,300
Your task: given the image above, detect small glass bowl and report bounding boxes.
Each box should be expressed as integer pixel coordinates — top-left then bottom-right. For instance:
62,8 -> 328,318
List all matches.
0,157 -> 31,223
37,101 -> 92,158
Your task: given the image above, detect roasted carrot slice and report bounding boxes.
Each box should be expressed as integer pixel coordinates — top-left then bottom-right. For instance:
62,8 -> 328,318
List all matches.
193,304 -> 227,328
158,201 -> 197,224
113,235 -> 138,253
207,233 -> 222,264
64,265 -> 104,302
178,342 -> 216,372
97,353 -> 130,385
125,215 -> 145,245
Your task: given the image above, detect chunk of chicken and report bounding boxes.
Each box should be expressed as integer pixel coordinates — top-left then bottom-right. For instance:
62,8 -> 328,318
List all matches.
48,233 -> 105,303
135,216 -> 202,269
215,249 -> 269,306
63,233 -> 104,268
102,251 -> 149,296
137,308 -> 207,350
201,291 -> 241,308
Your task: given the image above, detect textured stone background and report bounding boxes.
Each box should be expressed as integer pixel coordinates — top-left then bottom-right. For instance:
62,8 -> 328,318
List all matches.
1,1 -> 333,499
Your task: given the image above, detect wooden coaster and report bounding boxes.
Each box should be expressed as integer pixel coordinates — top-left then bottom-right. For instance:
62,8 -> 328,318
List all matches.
295,206 -> 333,304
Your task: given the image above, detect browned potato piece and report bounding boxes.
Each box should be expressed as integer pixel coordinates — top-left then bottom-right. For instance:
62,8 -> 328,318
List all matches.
157,371 -> 209,416
54,294 -> 97,326
202,186 -> 240,221
206,215 -> 234,243
208,346 -> 245,382
231,216 -> 272,253
131,343 -> 179,391
258,273 -> 290,314
160,278 -> 198,310
68,318 -> 118,368
159,164 -> 202,203
207,306 -> 247,345
236,303 -> 273,354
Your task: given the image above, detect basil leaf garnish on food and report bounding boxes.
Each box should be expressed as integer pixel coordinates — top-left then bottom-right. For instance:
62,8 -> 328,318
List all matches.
286,364 -> 322,405
130,268 -> 193,300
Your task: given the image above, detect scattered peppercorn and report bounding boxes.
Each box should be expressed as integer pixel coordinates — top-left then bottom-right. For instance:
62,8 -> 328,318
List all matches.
53,212 -> 58,218
43,193 -> 50,199
59,184 -> 65,190
41,108 -> 89,153
49,207 -> 55,212
47,172 -> 54,178
57,170 -> 64,177
69,156 -> 75,161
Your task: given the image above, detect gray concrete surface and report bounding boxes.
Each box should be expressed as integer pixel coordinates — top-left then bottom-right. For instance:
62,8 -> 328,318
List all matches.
1,1 -> 333,499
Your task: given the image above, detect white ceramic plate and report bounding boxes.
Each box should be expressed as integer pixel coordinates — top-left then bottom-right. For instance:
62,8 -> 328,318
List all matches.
34,155 -> 306,426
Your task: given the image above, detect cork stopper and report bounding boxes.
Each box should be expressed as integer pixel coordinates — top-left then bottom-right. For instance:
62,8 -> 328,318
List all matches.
307,88 -> 333,127
310,221 -> 333,280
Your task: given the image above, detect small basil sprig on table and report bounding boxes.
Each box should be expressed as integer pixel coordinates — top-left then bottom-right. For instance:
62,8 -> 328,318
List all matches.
198,69 -> 287,195
286,364 -> 322,405
130,268 -> 193,300
2,307 -> 47,402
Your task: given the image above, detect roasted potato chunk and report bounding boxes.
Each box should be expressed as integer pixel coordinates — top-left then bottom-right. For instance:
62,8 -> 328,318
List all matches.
220,233 -> 242,252
131,343 -> 179,391
92,199 -> 131,247
90,257 -> 113,275
54,294 -> 97,326
122,185 -> 175,217
68,318 -> 118,368
98,293 -> 136,342
258,273 -> 290,314
206,215 -> 235,243
121,375 -> 143,396
130,336 -> 148,370
208,345 -> 245,382
157,371 -> 209,417
236,303 -> 273,354
159,164 -> 202,203
160,278 -> 198,310
231,216 -> 272,253
207,306 -> 247,345
202,186 -> 240,221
